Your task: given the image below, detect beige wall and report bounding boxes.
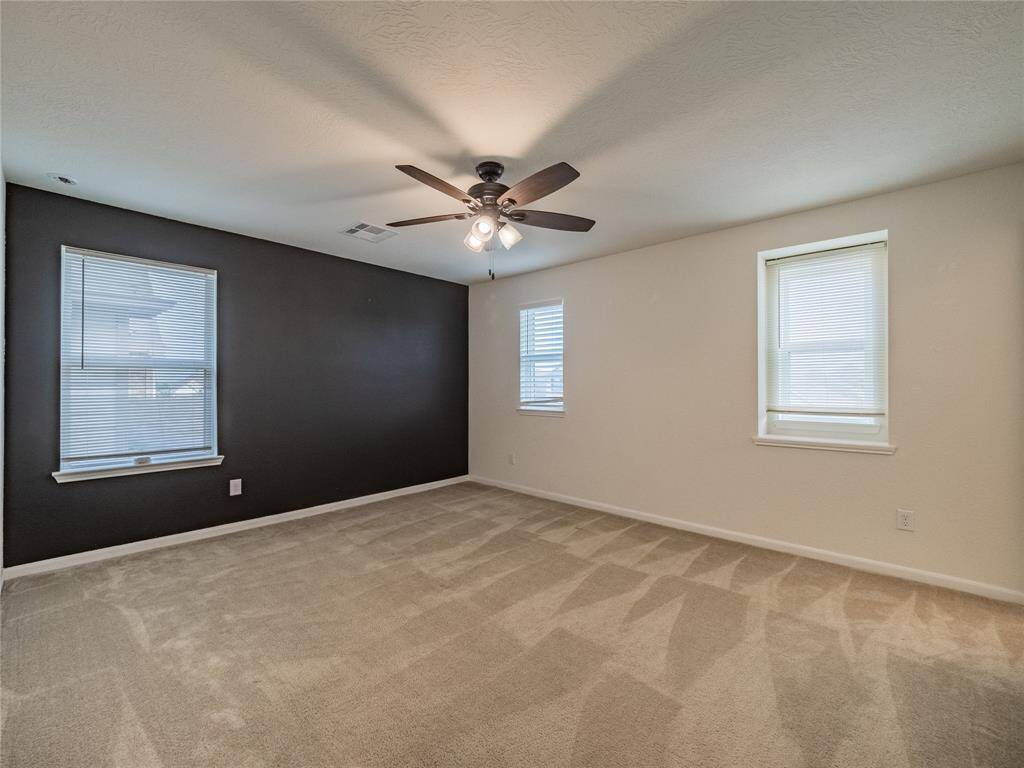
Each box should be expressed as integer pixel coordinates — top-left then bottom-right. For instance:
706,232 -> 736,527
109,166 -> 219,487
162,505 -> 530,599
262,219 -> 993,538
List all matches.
1,168 -> 5,574
469,163 -> 1024,596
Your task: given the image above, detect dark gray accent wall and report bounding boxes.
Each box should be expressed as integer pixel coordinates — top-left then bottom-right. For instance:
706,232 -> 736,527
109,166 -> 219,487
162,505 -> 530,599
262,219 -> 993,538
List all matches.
3,184 -> 468,566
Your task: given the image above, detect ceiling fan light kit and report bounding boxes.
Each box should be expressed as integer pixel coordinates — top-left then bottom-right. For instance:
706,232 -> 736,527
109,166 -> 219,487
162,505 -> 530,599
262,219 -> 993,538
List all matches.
387,160 -> 595,277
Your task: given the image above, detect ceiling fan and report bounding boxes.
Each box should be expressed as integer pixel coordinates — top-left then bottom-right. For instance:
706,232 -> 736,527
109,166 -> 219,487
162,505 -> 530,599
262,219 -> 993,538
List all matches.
387,160 -> 595,265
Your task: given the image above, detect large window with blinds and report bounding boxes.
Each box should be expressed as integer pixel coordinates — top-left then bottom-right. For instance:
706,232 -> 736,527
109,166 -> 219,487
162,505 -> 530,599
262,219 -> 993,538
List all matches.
519,300 -> 564,413
54,246 -> 221,481
757,235 -> 890,450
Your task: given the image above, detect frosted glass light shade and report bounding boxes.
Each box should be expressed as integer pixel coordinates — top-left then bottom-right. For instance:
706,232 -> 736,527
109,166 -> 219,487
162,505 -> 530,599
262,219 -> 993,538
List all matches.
464,231 -> 484,252
499,223 -> 523,250
471,215 -> 496,242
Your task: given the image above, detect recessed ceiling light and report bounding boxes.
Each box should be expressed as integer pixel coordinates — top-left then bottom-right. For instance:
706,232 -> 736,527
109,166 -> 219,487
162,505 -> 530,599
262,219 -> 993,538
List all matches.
46,173 -> 78,186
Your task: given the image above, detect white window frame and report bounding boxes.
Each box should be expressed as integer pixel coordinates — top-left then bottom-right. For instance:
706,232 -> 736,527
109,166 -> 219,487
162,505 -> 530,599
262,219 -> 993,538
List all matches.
518,298 -> 565,416
52,245 -> 223,483
754,231 -> 895,455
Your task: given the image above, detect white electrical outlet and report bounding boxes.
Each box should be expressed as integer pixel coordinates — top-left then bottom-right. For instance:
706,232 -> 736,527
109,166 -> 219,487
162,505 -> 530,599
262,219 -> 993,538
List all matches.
229,478 -> 242,496
508,453 -> 517,465
896,509 -> 915,531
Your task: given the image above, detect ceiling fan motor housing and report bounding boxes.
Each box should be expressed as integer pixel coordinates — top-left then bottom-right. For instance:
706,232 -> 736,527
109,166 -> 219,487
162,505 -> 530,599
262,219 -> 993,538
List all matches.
469,160 -> 510,206
467,181 -> 509,206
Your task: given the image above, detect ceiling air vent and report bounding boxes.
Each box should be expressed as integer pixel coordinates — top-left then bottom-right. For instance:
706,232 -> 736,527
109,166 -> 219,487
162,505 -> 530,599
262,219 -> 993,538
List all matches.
340,222 -> 397,244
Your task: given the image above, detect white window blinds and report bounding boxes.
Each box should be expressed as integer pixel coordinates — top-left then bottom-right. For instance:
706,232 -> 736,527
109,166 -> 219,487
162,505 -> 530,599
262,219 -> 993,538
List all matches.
59,247 -> 218,473
519,301 -> 564,412
764,241 -> 887,440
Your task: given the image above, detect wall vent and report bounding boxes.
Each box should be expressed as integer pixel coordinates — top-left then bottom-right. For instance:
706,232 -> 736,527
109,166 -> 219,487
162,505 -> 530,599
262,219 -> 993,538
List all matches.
340,222 -> 397,244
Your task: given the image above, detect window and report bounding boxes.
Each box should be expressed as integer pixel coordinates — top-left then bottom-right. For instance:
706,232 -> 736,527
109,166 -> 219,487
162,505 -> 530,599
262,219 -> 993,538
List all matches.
54,246 -> 221,482
519,300 -> 564,413
756,233 -> 892,452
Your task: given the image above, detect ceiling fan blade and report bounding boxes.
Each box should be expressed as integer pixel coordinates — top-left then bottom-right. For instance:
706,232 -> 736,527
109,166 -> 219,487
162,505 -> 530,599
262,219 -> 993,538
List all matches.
386,213 -> 471,227
498,162 -> 580,207
395,165 -> 474,204
508,209 -> 595,232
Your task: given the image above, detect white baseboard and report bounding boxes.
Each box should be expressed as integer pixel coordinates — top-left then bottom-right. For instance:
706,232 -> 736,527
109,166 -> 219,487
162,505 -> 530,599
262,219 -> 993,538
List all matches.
2,475 -> 470,582
470,475 -> 1024,605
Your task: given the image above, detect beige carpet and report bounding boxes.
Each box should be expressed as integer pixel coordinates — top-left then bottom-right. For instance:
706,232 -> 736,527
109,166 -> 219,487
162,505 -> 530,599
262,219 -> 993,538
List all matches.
2,482 -> 1022,767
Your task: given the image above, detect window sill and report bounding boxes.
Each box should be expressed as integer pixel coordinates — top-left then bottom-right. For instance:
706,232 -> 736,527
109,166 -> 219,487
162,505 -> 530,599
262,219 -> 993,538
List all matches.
517,408 -> 565,417
752,436 -> 895,455
53,455 -> 225,483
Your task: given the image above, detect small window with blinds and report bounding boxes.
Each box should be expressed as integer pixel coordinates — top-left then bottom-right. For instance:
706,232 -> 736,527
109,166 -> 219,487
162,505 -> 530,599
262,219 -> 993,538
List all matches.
758,236 -> 890,450
54,246 -> 221,482
519,300 -> 564,413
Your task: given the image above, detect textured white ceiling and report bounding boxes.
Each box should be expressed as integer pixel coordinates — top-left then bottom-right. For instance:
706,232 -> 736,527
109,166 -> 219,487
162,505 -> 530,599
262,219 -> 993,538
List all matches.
2,2 -> 1022,284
